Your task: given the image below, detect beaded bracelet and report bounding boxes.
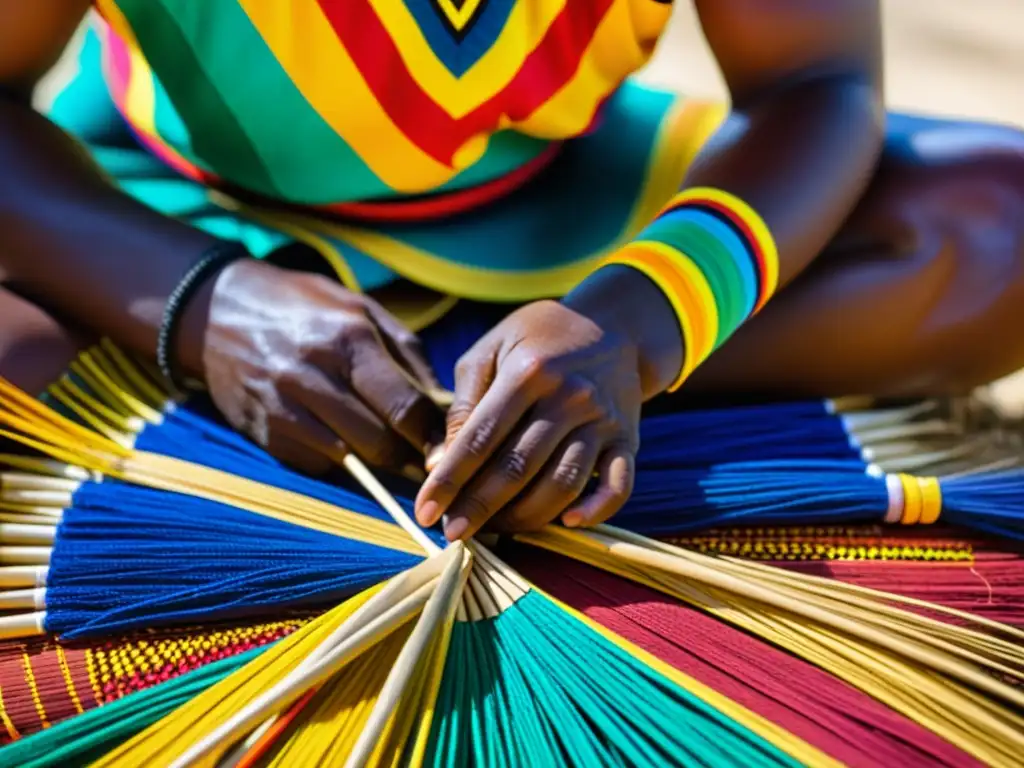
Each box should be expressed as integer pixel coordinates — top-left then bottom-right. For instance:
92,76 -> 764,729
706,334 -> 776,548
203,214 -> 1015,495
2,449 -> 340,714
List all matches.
603,187 -> 779,392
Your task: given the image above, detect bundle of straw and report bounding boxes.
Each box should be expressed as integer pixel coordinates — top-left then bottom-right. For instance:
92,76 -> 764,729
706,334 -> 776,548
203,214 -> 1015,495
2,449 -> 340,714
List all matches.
1,368 -> 1024,765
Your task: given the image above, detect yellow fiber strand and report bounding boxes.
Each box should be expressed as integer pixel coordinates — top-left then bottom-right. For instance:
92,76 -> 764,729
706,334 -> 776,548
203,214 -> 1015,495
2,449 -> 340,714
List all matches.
54,374 -> 142,433
266,637 -> 404,766
518,527 -> 1024,766
92,578 -> 409,768
45,384 -> 133,447
117,452 -> 421,554
0,379 -> 127,459
67,360 -> 134,417
76,350 -> 162,423
99,340 -> 173,409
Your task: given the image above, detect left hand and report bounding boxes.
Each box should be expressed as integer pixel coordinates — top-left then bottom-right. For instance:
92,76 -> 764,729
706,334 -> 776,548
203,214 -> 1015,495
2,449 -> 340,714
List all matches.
413,298 -> 644,540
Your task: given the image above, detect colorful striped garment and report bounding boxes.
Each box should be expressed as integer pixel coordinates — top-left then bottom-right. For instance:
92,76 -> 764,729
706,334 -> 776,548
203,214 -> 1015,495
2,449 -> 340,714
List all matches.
92,0 -> 674,208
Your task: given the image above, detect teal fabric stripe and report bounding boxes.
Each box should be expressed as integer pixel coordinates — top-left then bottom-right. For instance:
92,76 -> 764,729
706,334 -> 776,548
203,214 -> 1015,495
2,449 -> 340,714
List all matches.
366,84 -> 673,274
0,646 -> 265,768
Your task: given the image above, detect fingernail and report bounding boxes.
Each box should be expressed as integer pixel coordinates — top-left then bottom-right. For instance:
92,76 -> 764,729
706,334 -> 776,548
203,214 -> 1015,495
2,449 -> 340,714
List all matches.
443,515 -> 470,542
417,500 -> 441,527
401,464 -> 427,483
425,445 -> 446,472
561,510 -> 583,528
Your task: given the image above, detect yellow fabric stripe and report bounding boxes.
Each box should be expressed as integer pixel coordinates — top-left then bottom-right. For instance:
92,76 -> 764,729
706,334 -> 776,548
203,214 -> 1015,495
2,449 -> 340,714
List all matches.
605,243 -> 718,383
898,474 -> 924,526
237,0 -> 454,193
56,646 -> 86,716
537,589 -> 842,768
919,477 -> 942,525
94,1 -> 160,141
514,0 -> 650,138
366,0 -> 567,118
217,96 -> 709,302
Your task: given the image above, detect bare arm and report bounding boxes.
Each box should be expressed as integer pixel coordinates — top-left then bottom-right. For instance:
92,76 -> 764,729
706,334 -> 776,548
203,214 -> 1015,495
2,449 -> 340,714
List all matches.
417,0 -> 886,537
0,2 -> 223,368
0,7 -> 444,470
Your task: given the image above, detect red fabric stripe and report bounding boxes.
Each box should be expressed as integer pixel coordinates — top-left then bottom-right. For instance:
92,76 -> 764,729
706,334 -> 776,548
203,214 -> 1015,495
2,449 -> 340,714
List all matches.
316,0 -> 616,165
507,546 -> 981,768
328,142 -> 561,222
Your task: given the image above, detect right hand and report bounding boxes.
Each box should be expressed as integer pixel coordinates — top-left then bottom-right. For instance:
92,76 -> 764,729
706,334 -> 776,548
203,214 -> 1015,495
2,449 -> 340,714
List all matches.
179,259 -> 446,476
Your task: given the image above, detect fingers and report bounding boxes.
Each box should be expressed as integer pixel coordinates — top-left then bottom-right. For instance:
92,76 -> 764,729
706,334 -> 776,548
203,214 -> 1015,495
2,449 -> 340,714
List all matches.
280,368 -> 418,469
254,397 -> 348,475
491,424 -> 602,532
416,348 -> 542,530
363,299 -> 443,394
343,327 -> 446,456
561,443 -> 635,528
438,404 -> 586,541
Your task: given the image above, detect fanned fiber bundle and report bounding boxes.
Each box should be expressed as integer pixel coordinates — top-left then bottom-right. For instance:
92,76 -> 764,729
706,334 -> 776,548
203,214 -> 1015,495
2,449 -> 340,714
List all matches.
0,348 -> 1023,764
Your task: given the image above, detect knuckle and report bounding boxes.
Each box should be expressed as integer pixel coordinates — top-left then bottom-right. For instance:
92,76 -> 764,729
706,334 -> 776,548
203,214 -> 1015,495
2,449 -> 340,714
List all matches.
445,402 -> 475,432
500,448 -> 531,484
453,354 -> 478,381
563,378 -> 605,419
551,461 -> 588,497
516,353 -> 561,389
464,416 -> 500,459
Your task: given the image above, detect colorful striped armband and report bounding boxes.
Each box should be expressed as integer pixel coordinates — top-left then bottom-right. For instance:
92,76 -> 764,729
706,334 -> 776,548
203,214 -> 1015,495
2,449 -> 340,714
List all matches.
602,187 -> 779,392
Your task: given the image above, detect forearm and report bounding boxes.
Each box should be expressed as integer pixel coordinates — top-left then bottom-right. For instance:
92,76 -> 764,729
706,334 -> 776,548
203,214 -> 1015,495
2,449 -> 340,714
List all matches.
0,285 -> 86,394
685,76 -> 883,287
0,97 -> 221,364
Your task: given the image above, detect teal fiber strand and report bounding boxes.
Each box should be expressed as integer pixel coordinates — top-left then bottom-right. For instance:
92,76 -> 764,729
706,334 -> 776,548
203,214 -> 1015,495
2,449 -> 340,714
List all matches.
426,592 -> 799,767
0,646 -> 264,768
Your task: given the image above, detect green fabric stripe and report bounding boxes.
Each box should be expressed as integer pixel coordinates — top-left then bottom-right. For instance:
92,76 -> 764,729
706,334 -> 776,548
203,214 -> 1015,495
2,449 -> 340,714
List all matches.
117,0 -> 389,201
0,646 -> 264,768
116,0 -> 278,194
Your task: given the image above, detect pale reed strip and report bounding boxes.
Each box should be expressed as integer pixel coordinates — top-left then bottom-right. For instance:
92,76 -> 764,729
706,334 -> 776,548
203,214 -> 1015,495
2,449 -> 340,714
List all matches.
342,455 -> 439,556
0,474 -> 80,493
168,570 -> 446,768
0,524 -> 56,547
119,452 -> 422,555
0,565 -> 48,589
0,456 -> 95,481
598,525 -> 1024,646
583,530 -> 1024,709
623,539 -> 1024,672
838,399 -> 937,430
343,546 -> 470,768
523,531 -> 1024,767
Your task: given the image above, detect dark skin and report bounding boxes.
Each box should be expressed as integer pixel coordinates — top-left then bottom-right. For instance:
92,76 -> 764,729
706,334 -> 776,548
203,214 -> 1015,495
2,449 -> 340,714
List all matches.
3,2 -> 1024,540
415,0 -> 885,538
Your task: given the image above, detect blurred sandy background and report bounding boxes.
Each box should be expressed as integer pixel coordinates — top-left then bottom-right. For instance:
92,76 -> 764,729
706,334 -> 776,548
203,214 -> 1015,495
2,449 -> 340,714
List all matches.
640,0 -> 1024,126
39,1 -> 1024,403
638,0 -> 1024,407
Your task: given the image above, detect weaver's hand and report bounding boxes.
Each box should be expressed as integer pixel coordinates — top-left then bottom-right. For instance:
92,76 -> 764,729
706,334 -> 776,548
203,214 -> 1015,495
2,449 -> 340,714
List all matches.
415,296 -> 651,540
184,259 -> 445,476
